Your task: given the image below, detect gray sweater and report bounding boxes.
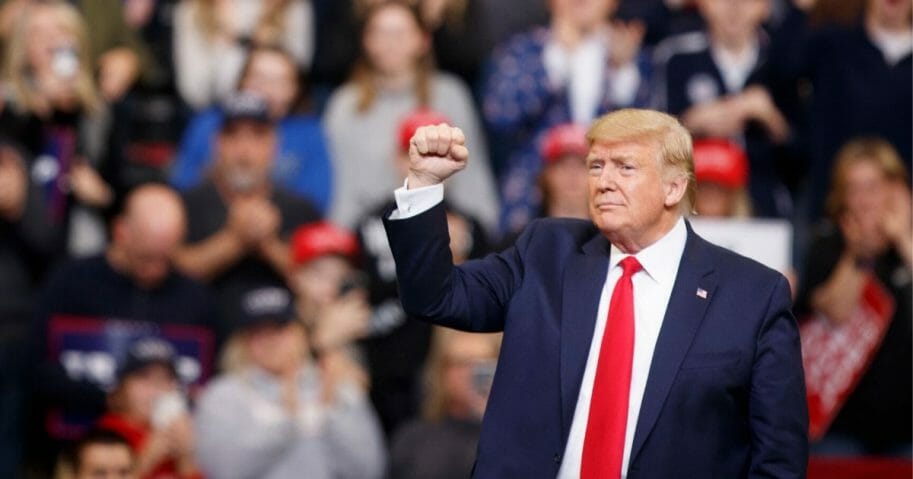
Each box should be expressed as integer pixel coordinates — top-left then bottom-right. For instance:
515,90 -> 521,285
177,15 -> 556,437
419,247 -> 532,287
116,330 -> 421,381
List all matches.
324,73 -> 499,233
195,365 -> 386,479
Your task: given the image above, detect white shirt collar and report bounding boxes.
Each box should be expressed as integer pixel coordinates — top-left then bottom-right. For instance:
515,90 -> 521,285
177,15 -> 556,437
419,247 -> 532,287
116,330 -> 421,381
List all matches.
869,25 -> 913,66
710,39 -> 760,93
609,217 -> 688,286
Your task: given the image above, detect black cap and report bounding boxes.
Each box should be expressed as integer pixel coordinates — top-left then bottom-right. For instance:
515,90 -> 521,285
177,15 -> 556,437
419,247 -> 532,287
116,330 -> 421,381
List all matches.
236,285 -> 296,329
117,337 -> 178,382
220,91 -> 272,127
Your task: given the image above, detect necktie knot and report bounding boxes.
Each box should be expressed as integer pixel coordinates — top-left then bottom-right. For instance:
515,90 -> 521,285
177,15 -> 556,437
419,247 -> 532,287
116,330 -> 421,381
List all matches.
619,256 -> 642,278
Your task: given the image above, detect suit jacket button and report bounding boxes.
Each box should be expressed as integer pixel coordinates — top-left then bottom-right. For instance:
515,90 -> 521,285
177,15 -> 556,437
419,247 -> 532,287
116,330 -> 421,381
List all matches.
553,453 -> 561,464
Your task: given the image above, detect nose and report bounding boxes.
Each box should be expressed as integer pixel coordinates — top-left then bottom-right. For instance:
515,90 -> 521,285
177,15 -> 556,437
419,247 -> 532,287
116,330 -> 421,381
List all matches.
595,165 -> 619,192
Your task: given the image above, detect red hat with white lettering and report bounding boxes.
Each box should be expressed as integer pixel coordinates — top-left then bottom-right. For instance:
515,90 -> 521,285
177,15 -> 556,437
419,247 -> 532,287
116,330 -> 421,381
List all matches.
290,222 -> 360,266
541,123 -> 589,164
692,139 -> 749,189
398,110 -> 452,152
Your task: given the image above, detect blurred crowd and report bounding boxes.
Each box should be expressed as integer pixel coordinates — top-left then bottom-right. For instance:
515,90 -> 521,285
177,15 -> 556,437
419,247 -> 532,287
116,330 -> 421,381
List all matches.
0,0 -> 909,477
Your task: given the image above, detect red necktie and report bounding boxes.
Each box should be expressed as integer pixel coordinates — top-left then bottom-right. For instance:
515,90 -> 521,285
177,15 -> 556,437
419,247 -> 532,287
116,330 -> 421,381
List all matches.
581,256 -> 642,479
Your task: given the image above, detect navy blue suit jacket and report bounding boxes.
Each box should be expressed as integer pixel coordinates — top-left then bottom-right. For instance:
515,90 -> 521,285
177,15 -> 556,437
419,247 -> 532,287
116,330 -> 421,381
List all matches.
385,204 -> 808,478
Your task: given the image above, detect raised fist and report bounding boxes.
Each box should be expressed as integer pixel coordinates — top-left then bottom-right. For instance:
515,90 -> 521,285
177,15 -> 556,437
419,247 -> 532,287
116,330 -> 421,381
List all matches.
407,123 -> 469,189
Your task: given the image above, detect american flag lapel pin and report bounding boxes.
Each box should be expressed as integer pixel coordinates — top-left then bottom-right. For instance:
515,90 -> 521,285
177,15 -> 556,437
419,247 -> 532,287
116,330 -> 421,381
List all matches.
696,288 -> 708,299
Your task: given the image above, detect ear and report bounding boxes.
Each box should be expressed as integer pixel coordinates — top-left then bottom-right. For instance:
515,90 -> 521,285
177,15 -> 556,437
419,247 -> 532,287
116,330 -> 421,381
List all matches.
111,217 -> 128,244
663,174 -> 688,208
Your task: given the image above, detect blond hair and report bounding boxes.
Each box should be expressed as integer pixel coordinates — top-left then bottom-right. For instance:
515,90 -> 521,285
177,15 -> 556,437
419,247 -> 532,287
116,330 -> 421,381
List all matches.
422,327 -> 501,422
351,0 -> 433,113
192,0 -> 294,43
587,109 -> 696,213
825,137 -> 909,221
3,0 -> 100,115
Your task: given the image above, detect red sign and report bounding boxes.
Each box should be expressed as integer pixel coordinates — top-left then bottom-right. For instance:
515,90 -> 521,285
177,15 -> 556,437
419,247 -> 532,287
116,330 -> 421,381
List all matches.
800,275 -> 895,440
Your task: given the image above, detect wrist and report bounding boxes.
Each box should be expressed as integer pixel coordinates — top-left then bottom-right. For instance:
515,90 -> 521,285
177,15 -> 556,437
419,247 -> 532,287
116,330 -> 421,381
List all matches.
406,171 -> 441,189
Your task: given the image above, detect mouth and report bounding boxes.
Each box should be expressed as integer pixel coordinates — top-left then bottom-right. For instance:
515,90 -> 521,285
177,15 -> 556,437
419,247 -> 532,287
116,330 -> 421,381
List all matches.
594,201 -> 624,210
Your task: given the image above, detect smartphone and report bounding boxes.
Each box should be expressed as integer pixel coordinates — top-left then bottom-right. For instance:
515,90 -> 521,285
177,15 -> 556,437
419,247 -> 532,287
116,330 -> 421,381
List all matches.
151,391 -> 187,429
51,46 -> 79,79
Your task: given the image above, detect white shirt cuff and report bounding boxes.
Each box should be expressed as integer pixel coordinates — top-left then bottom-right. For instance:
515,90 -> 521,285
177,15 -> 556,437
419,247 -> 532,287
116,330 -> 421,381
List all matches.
389,179 -> 444,220
609,63 -> 640,106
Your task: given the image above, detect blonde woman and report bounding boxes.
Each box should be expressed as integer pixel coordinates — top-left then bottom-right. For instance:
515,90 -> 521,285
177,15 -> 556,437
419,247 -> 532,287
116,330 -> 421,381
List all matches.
389,327 -> 501,479
797,137 -> 912,456
173,0 -> 314,109
324,0 -> 498,232
1,0 -> 113,257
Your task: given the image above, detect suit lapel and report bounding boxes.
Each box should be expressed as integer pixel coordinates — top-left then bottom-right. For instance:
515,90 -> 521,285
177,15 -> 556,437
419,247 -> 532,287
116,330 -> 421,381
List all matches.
559,233 -> 610,444
629,226 -> 717,464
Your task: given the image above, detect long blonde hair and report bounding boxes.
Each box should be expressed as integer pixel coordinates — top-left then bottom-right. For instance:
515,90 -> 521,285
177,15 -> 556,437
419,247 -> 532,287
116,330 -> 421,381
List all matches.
191,0 -> 294,44
825,137 -> 909,221
351,0 -> 434,113
3,0 -> 99,115
422,327 -> 502,422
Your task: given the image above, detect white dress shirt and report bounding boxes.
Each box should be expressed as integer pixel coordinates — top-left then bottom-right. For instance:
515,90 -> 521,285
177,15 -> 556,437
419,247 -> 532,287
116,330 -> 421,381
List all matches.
710,40 -> 759,94
391,182 -> 688,478
557,217 -> 686,479
542,31 -> 641,124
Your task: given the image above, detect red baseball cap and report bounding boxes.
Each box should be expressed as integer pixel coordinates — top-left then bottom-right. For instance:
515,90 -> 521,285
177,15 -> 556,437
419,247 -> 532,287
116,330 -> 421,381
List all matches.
692,139 -> 749,189
541,123 -> 589,164
398,109 -> 451,152
290,221 -> 360,266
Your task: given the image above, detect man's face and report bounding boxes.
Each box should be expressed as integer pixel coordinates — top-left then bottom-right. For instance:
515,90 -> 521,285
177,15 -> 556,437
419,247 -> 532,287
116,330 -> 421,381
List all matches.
244,322 -> 305,376
120,223 -> 183,289
291,255 -> 353,306
116,364 -> 178,423
550,0 -> 616,31
587,139 -> 682,247
215,121 -> 276,193
695,182 -> 737,217
75,443 -> 134,479
869,0 -> 912,27
241,52 -> 298,119
698,0 -> 770,42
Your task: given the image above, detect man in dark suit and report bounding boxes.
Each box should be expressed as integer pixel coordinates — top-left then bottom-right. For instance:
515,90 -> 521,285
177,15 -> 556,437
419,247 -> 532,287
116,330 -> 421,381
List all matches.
384,108 -> 807,478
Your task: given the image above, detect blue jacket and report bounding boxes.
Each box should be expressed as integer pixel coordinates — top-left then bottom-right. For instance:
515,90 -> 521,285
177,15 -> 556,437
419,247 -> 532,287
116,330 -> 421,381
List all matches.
170,109 -> 333,214
385,203 -> 808,478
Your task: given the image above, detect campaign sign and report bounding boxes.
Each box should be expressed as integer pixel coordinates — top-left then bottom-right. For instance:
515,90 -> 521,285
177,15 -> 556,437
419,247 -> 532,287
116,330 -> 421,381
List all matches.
689,218 -> 792,273
800,276 -> 895,440
46,315 -> 215,439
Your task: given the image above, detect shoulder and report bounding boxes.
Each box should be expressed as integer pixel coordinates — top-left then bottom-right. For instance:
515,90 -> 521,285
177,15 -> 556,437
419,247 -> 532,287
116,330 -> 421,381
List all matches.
273,188 -> 320,220
493,27 -> 549,58
197,374 -> 244,410
653,31 -> 710,65
690,230 -> 785,288
324,83 -> 360,116
431,72 -> 473,96
280,113 -> 321,130
182,181 -> 219,204
391,419 -> 435,447
187,109 -> 223,130
48,256 -> 107,284
514,217 -> 600,253
165,270 -> 211,297
280,115 -> 325,141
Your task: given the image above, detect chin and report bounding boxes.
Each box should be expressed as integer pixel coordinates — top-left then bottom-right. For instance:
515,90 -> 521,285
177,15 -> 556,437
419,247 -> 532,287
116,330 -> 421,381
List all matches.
592,214 -> 625,233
